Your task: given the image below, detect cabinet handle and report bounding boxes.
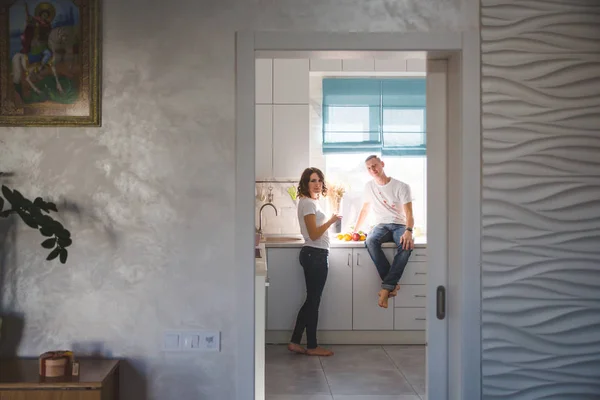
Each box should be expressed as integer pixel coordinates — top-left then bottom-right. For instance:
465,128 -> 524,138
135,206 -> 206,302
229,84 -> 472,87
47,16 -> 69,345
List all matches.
356,253 -> 360,266
414,295 -> 426,298
347,253 -> 351,266
415,318 -> 426,321
415,272 -> 426,275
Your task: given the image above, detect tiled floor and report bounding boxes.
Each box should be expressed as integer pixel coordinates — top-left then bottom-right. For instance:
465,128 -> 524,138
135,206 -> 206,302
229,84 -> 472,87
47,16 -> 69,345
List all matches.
266,345 -> 427,400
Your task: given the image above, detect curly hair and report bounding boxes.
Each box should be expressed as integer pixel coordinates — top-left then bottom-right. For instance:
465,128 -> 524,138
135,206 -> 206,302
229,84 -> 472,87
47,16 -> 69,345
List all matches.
297,167 -> 327,198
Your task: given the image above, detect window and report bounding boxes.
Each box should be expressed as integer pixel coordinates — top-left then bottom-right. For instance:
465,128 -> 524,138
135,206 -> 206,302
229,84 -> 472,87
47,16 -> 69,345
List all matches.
318,78 -> 427,239
322,78 -> 426,156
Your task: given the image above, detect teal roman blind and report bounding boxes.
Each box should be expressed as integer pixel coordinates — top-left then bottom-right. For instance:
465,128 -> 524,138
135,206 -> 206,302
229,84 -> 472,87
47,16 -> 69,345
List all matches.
322,78 -> 426,156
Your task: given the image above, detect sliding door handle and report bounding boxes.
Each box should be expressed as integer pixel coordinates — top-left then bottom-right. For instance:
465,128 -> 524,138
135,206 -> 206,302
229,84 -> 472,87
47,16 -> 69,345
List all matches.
436,286 -> 446,320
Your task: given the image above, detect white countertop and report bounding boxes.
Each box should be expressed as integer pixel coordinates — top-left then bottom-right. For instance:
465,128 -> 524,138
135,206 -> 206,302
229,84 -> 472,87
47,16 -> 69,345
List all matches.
261,234 -> 427,248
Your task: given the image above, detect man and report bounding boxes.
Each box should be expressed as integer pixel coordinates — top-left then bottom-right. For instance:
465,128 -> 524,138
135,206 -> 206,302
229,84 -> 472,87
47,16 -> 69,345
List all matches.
353,155 -> 415,308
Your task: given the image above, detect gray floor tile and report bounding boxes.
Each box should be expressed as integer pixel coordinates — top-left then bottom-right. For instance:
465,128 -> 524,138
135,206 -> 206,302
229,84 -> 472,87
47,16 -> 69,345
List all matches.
266,366 -> 331,395
266,344 -> 323,370
334,396 -> 421,400
321,345 -> 396,371
325,369 -> 416,396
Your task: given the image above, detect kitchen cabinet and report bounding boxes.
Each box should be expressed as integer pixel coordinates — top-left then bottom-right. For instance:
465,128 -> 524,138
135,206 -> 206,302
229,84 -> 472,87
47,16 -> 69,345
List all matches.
255,58 -> 309,179
265,245 -> 428,342
318,249 -> 353,330
273,59 -> 309,104
255,59 -> 272,104
352,248 -> 394,330
272,105 -> 309,178
255,105 -> 273,179
266,248 -> 304,330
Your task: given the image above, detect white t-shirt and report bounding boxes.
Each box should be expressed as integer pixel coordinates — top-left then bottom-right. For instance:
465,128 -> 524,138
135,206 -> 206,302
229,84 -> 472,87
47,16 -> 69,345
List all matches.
297,197 -> 330,250
364,178 -> 413,225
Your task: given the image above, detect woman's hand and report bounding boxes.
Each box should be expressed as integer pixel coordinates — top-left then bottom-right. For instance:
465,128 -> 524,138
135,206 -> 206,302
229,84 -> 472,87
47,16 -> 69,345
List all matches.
329,213 -> 342,226
399,230 -> 414,250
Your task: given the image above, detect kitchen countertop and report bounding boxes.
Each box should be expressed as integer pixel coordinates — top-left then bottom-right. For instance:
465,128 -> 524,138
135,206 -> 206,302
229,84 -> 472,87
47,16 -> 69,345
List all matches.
261,234 -> 427,248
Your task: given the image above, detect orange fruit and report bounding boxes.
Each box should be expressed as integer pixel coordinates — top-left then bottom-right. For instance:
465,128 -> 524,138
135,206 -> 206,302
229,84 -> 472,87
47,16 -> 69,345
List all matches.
343,234 -> 352,241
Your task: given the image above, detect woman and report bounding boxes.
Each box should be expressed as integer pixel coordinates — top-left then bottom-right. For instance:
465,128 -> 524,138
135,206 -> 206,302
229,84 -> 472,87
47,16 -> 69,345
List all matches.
288,167 -> 341,357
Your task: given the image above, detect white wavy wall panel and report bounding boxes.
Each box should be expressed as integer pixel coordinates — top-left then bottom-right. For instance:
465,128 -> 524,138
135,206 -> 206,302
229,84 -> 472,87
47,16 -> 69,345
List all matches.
481,0 -> 600,399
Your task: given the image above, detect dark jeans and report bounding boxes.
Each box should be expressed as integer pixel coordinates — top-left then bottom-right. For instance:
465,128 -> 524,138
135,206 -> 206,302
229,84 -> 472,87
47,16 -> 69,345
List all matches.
365,223 -> 412,291
290,246 -> 329,349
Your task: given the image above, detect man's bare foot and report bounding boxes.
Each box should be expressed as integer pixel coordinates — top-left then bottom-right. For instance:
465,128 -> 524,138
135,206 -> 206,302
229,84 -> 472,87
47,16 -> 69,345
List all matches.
287,343 -> 306,354
389,284 -> 401,297
306,347 -> 334,356
378,289 -> 390,308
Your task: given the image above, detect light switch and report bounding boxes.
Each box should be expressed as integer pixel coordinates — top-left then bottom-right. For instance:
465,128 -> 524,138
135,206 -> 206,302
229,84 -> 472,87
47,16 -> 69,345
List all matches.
164,333 -> 179,350
182,334 -> 200,349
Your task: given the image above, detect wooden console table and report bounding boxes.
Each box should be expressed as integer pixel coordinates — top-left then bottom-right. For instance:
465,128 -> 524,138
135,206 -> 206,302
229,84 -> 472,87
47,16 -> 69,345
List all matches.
0,359 -> 119,400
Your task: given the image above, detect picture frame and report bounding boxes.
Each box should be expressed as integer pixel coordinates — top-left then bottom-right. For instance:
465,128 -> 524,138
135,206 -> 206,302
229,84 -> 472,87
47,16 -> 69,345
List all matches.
0,0 -> 101,126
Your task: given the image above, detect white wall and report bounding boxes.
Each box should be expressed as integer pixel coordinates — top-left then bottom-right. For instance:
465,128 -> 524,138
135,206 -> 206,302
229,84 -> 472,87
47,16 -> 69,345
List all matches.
481,1 -> 600,398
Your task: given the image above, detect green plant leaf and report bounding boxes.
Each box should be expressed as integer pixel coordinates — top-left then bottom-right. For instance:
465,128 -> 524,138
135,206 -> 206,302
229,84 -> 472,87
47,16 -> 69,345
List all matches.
41,238 -> 56,249
57,237 -> 72,247
56,228 -> 70,239
2,186 -> 14,203
18,211 -> 39,229
12,189 -> 24,202
47,202 -> 58,212
59,248 -> 68,264
46,248 -> 60,261
0,197 -> 4,210
40,227 -> 54,237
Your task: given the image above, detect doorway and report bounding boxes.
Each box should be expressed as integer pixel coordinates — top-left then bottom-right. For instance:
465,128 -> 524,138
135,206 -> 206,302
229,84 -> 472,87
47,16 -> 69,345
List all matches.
235,32 -> 482,400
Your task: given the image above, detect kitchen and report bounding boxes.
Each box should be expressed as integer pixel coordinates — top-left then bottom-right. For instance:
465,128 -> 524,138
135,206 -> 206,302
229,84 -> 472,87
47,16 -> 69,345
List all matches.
253,54 -> 433,399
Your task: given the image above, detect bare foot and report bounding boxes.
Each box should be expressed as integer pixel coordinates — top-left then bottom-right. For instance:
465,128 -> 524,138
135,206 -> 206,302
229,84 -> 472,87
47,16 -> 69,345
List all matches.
287,343 -> 306,355
388,284 -> 401,298
378,289 -> 390,308
306,347 -> 334,356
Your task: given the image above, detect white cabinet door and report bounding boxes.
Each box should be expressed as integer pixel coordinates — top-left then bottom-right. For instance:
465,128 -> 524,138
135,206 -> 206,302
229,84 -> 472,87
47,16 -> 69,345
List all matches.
266,248 -> 306,330
319,248 -> 353,330
272,105 -> 309,178
255,59 -> 272,104
393,284 -> 427,308
352,248 -> 394,330
394,307 -> 426,330
399,262 -> 427,285
273,59 -> 309,104
255,105 -> 273,179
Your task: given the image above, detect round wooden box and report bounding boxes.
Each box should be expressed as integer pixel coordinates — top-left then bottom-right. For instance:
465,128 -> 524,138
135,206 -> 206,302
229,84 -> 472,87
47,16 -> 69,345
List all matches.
39,351 -> 73,378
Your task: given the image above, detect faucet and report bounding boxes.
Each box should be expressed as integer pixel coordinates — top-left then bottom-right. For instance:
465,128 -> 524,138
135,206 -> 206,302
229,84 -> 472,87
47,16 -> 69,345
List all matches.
257,202 -> 278,239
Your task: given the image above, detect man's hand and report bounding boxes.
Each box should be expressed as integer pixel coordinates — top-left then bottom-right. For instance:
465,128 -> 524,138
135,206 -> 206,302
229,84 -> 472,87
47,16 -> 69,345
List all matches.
399,230 -> 414,250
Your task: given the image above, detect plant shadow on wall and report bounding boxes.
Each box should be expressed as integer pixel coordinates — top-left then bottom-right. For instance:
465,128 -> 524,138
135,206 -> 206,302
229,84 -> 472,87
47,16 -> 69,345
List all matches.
0,174 -> 116,355
0,176 -> 72,356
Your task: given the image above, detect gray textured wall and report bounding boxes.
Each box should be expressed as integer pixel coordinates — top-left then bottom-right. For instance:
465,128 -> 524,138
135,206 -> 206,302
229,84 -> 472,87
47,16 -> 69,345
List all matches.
0,0 -> 473,398
481,0 -> 600,399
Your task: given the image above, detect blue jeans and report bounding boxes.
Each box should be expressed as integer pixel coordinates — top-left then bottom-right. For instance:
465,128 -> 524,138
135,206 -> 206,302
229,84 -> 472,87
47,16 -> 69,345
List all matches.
365,223 -> 412,291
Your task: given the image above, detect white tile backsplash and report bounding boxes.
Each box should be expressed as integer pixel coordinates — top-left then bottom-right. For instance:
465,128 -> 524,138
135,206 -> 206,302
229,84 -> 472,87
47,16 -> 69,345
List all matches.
255,182 -> 301,235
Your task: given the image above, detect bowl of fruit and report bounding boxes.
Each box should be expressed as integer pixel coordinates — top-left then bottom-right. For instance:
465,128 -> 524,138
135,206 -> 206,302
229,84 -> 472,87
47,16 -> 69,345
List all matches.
336,231 -> 367,242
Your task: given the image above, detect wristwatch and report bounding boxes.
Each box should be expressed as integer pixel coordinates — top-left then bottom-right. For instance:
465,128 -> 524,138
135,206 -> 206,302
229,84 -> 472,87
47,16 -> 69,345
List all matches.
406,227 -> 413,233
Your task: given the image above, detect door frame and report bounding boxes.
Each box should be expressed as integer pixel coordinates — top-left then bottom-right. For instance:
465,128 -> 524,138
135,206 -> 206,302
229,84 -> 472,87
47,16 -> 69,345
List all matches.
234,31 -> 481,400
